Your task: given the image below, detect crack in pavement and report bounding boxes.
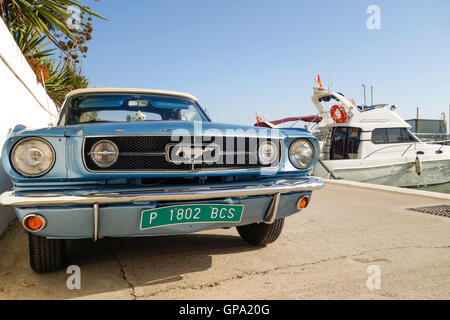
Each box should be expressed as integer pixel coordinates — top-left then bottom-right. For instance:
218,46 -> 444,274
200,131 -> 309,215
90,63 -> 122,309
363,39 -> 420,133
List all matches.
140,244 -> 450,299
109,242 -> 137,300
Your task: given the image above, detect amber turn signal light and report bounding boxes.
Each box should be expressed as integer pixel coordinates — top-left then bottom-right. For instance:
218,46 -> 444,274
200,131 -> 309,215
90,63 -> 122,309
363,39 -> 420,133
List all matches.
23,214 -> 46,232
297,196 -> 310,210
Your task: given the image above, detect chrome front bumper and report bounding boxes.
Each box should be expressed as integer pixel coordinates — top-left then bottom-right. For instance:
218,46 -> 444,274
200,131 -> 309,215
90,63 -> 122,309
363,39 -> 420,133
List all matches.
0,177 -> 324,207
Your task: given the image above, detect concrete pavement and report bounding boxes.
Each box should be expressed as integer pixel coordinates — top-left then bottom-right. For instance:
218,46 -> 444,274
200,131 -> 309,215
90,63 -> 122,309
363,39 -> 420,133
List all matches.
0,181 -> 449,299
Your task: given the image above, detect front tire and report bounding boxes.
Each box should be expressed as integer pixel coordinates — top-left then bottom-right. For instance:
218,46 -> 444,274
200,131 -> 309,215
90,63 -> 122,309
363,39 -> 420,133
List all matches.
28,233 -> 66,273
237,218 -> 285,246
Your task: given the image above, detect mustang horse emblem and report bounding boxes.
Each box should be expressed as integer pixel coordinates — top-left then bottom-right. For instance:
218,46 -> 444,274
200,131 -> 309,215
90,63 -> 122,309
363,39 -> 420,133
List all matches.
177,146 -> 210,161
168,144 -> 220,169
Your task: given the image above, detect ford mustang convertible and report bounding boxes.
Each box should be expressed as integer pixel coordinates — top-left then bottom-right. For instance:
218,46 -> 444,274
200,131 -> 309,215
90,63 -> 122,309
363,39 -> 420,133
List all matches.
0,88 -> 323,273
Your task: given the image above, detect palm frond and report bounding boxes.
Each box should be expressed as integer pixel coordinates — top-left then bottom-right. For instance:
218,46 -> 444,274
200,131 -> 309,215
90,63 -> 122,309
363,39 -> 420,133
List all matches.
2,0 -> 105,49
44,60 -> 89,106
12,26 -> 55,60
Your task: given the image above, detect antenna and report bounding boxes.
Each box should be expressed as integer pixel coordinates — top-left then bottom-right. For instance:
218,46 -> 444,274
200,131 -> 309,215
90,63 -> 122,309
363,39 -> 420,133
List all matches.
362,84 -> 367,106
370,86 -> 374,106
328,30 -> 332,92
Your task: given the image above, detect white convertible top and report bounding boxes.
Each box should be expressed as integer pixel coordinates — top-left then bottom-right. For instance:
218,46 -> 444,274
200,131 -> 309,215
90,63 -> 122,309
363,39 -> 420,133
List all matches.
65,88 -> 199,102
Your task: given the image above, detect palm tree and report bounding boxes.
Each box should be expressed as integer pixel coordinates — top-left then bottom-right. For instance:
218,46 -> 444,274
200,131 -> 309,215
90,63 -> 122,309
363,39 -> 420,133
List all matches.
12,26 -> 54,60
0,0 -> 104,49
43,60 -> 89,106
2,0 -> 102,107
12,21 -> 90,106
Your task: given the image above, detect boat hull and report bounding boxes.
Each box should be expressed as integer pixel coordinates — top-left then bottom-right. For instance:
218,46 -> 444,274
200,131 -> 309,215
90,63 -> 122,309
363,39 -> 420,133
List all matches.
314,158 -> 450,187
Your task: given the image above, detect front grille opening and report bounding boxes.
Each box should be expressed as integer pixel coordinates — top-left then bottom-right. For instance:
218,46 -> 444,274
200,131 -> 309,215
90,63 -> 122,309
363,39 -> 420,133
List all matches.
132,176 -> 227,186
407,205 -> 450,218
83,135 -> 282,172
112,174 -> 260,188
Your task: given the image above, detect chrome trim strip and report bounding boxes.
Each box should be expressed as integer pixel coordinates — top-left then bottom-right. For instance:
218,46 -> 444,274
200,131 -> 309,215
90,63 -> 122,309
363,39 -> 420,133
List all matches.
0,177 -> 323,207
93,203 -> 99,242
119,152 -> 167,156
264,193 -> 281,224
116,151 -> 256,157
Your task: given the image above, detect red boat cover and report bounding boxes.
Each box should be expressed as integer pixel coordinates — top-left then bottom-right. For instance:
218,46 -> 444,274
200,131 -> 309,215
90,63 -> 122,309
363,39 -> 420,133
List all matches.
255,115 -> 322,127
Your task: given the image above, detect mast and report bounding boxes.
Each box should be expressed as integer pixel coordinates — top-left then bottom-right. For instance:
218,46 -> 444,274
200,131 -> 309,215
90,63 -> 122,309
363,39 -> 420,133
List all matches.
371,86 -> 374,106
362,84 -> 367,106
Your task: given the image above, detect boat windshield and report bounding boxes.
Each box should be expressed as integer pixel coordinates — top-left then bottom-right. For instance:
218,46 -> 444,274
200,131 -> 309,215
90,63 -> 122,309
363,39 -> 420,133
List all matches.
59,94 -> 209,125
330,127 -> 362,160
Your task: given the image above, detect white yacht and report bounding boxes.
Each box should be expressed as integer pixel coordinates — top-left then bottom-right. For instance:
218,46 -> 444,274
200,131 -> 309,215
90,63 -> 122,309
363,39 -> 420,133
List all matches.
258,87 -> 450,187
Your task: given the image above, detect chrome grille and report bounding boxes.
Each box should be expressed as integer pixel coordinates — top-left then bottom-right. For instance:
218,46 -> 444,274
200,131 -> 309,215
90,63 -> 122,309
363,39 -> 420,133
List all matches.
83,136 -> 281,172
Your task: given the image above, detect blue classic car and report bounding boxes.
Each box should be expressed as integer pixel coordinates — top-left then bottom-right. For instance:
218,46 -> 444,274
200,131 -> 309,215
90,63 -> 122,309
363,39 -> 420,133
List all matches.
0,88 -> 323,273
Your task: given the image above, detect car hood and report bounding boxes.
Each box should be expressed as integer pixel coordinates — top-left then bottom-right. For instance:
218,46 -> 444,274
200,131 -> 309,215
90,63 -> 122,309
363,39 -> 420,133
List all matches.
63,121 -> 290,139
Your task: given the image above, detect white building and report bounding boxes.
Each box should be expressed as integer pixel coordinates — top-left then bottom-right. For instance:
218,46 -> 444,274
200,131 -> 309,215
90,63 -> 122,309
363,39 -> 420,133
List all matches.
0,19 -> 58,235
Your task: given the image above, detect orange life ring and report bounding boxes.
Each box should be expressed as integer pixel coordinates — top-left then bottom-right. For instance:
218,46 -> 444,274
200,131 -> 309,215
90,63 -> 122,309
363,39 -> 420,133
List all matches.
330,105 -> 348,123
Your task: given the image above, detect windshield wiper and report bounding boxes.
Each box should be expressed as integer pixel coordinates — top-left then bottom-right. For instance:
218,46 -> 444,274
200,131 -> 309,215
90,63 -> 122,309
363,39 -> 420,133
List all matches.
79,120 -> 116,124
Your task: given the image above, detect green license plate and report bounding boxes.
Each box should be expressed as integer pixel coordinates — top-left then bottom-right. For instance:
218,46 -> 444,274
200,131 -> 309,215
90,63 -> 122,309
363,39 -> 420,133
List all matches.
140,204 -> 244,230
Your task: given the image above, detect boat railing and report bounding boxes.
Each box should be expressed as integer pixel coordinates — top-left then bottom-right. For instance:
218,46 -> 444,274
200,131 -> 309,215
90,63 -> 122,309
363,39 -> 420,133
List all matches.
363,143 -> 416,160
422,139 -> 450,145
415,133 -> 450,145
363,139 -> 449,159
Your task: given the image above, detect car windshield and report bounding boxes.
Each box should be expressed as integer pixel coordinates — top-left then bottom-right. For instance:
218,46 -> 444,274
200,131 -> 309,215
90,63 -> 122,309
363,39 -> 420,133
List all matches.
59,94 -> 208,125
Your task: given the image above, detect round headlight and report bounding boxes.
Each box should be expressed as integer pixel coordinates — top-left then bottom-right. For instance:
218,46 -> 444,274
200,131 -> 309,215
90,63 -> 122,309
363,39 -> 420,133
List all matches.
11,137 -> 55,177
258,141 -> 279,165
90,140 -> 119,168
289,139 -> 314,169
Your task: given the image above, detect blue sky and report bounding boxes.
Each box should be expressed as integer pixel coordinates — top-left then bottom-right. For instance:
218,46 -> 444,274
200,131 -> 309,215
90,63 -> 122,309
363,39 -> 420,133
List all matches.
82,0 -> 450,125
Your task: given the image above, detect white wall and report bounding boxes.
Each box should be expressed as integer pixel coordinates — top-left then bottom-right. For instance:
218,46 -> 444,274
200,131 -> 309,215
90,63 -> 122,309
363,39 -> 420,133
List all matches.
0,19 -> 58,235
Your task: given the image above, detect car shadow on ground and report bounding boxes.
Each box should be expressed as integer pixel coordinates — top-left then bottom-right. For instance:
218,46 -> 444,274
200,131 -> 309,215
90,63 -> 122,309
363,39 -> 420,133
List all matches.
0,222 -> 261,299
68,232 -> 261,291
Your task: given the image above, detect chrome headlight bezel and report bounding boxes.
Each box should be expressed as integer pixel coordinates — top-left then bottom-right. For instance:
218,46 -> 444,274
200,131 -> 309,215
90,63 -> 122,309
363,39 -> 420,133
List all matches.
258,140 -> 279,165
289,138 -> 315,169
89,140 -> 119,168
10,137 -> 56,178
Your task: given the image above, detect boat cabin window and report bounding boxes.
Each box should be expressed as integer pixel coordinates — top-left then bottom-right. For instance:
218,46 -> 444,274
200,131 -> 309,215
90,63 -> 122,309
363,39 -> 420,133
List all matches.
371,128 -> 417,144
330,127 -> 362,160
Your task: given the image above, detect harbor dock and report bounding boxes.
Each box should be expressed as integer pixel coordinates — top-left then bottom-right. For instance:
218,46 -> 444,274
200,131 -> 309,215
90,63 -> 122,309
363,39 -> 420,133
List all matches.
0,180 -> 448,300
